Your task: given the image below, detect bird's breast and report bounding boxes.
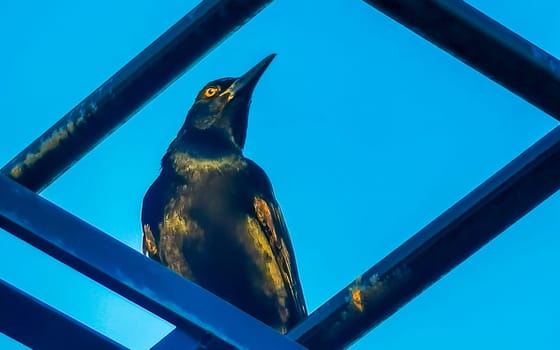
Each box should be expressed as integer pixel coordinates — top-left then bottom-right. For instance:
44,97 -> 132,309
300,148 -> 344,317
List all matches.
155,151 -> 298,332
170,151 -> 247,179
165,151 -> 253,241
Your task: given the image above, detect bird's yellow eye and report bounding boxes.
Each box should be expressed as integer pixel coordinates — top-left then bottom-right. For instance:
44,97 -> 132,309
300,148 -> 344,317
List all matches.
204,87 -> 218,98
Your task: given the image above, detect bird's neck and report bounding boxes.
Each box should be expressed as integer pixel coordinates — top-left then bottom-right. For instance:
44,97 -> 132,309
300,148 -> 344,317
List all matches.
160,128 -> 245,178
164,128 -> 242,163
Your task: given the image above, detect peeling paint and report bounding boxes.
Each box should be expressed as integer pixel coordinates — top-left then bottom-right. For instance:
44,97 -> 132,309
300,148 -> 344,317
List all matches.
16,118 -> 82,170
22,127 -> 71,167
75,115 -> 86,126
67,121 -> 75,134
7,117 -> 86,180
348,276 -> 365,312
348,274 -> 379,312
89,102 -> 99,114
10,165 -> 23,179
351,287 -> 363,312
368,273 -> 379,285
347,268 -> 409,314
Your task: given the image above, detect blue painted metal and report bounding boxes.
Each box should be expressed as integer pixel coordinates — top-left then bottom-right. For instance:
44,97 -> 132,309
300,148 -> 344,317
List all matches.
151,328 -> 201,350
0,278 -> 126,349
0,177 -> 305,350
1,0 -> 273,193
363,0 -> 560,121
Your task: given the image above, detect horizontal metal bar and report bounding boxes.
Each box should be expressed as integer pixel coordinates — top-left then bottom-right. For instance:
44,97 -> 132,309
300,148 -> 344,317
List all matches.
288,126 -> 560,349
1,0 -> 272,193
0,177 -> 305,350
363,0 -> 560,121
0,278 -> 126,350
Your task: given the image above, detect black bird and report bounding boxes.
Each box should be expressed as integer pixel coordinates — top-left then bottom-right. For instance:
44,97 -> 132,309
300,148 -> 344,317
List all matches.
141,55 -> 307,333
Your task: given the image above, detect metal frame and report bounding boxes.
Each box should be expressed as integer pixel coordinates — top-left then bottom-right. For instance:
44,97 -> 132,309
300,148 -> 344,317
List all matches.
1,0 -> 559,349
0,279 -> 126,349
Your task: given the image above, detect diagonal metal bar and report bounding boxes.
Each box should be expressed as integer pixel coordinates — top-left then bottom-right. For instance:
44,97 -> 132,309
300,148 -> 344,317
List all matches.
288,125 -> 560,349
1,0 -> 272,193
0,177 -> 305,350
150,328 -> 201,350
363,0 -> 560,122
0,278 -> 126,350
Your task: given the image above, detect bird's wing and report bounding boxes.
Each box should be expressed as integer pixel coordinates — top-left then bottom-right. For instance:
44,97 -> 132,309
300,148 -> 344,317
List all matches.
141,174 -> 168,263
248,161 -> 308,320
142,222 -> 159,258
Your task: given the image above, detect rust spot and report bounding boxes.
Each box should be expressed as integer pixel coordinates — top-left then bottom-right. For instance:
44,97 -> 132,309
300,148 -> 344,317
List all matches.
10,165 -> 23,179
67,121 -> 75,134
75,115 -> 87,126
22,122 -> 77,168
142,224 -> 158,255
347,267 -> 412,314
349,275 -> 365,312
351,288 -> 363,312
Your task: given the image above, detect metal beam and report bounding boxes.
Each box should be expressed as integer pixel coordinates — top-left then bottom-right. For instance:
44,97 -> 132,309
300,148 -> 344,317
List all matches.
0,278 -> 126,350
362,0 -> 560,122
1,0 -> 273,193
0,177 -> 305,350
151,328 -> 201,350
288,126 -> 560,348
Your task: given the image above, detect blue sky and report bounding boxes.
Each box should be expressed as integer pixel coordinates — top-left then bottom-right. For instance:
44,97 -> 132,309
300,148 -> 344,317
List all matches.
1,1 -> 559,349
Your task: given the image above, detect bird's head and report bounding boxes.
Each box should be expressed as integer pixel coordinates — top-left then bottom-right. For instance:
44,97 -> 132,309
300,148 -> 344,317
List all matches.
181,54 -> 276,150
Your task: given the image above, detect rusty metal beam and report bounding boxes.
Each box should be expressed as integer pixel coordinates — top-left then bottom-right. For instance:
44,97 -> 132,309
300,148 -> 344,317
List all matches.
363,0 -> 560,122
288,125 -> 560,348
1,0 -> 273,193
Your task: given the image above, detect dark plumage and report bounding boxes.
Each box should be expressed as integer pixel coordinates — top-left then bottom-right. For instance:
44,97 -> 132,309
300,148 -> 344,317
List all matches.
141,55 -> 307,333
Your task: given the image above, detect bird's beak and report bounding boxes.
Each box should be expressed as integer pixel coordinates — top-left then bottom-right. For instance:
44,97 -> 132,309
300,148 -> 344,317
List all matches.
220,54 -> 276,101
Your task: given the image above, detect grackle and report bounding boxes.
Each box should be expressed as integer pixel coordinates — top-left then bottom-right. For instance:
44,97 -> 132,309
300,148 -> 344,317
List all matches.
141,54 -> 307,333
